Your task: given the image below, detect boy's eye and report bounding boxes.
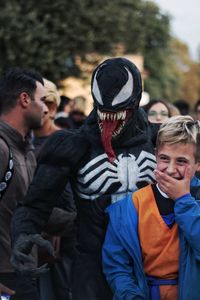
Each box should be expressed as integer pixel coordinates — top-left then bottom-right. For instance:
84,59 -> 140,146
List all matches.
177,159 -> 187,164
159,156 -> 169,161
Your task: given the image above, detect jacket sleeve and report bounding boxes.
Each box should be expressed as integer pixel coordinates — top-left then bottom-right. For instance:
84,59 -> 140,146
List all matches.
102,217 -> 145,300
175,193 -> 200,260
0,138 -> 9,179
11,129 -> 88,242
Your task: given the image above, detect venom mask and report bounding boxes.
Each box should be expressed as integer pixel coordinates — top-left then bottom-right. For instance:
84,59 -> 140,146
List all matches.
91,57 -> 142,162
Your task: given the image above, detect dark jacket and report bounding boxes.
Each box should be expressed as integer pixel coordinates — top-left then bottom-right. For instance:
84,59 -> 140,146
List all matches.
0,120 -> 36,272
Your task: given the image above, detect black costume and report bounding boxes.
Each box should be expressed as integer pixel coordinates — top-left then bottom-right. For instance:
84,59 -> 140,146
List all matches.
11,58 -> 157,300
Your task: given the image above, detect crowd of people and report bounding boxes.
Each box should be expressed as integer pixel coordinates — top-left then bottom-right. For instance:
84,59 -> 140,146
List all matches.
0,58 -> 200,300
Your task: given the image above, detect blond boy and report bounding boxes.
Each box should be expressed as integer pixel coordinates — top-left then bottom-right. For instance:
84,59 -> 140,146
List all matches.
103,116 -> 200,300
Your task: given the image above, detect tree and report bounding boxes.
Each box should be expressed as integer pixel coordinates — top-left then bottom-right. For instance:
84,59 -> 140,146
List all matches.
0,0 -> 181,96
170,38 -> 200,106
139,1 -> 180,100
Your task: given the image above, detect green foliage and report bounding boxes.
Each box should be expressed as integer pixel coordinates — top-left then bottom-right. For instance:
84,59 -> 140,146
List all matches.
0,0 -> 187,98
140,1 -> 181,100
170,39 -> 200,104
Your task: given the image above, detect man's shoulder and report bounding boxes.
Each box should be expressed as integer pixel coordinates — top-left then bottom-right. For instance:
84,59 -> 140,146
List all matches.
0,136 -> 10,157
37,129 -> 89,166
191,176 -> 200,187
190,176 -> 200,199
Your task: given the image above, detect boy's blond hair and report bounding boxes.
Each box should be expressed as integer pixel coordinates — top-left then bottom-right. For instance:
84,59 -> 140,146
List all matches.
156,115 -> 200,162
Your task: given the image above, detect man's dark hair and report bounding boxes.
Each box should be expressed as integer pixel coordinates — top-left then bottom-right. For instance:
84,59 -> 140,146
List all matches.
0,68 -> 44,114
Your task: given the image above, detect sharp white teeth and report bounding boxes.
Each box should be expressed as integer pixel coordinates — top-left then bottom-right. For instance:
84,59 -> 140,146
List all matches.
98,110 -> 104,120
98,111 -> 127,122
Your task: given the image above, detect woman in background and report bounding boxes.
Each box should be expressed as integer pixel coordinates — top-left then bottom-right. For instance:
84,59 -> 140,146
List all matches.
144,99 -> 171,124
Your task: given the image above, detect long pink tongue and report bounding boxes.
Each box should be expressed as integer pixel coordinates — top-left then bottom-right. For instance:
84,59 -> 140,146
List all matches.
101,120 -> 118,163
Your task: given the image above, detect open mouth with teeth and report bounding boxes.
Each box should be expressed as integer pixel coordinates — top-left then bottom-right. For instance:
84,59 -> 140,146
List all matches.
97,109 -> 131,163
97,109 -> 127,136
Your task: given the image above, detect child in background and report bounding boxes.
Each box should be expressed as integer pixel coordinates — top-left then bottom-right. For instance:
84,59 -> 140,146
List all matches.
103,115 -> 200,300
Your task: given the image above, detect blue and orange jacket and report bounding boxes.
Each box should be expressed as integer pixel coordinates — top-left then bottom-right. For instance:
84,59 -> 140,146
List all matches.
102,177 -> 200,300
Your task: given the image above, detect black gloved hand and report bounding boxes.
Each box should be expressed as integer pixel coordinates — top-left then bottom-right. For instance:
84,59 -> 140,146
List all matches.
10,233 -> 54,276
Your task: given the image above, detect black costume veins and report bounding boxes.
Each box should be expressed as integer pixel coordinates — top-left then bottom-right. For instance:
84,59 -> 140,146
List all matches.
12,58 -> 157,300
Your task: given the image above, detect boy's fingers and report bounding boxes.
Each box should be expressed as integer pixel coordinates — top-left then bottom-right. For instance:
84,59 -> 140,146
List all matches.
154,170 -> 173,183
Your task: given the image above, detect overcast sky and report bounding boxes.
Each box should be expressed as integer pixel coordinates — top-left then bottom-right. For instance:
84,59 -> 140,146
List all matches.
153,0 -> 200,60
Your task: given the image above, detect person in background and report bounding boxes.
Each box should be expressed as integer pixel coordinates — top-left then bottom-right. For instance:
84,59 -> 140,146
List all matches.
103,115 -> 200,300
144,99 -> 171,124
174,99 -> 190,115
0,68 -> 47,300
33,78 -> 77,300
167,102 -> 180,117
69,95 -> 87,128
194,99 -> 200,121
54,95 -> 74,129
33,78 -> 60,155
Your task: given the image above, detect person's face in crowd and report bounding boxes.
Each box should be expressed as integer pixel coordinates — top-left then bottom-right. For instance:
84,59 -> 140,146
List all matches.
64,102 -> 73,114
148,102 -> 169,124
42,101 -> 57,125
26,81 -> 48,129
196,105 -> 200,121
156,142 -> 200,180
